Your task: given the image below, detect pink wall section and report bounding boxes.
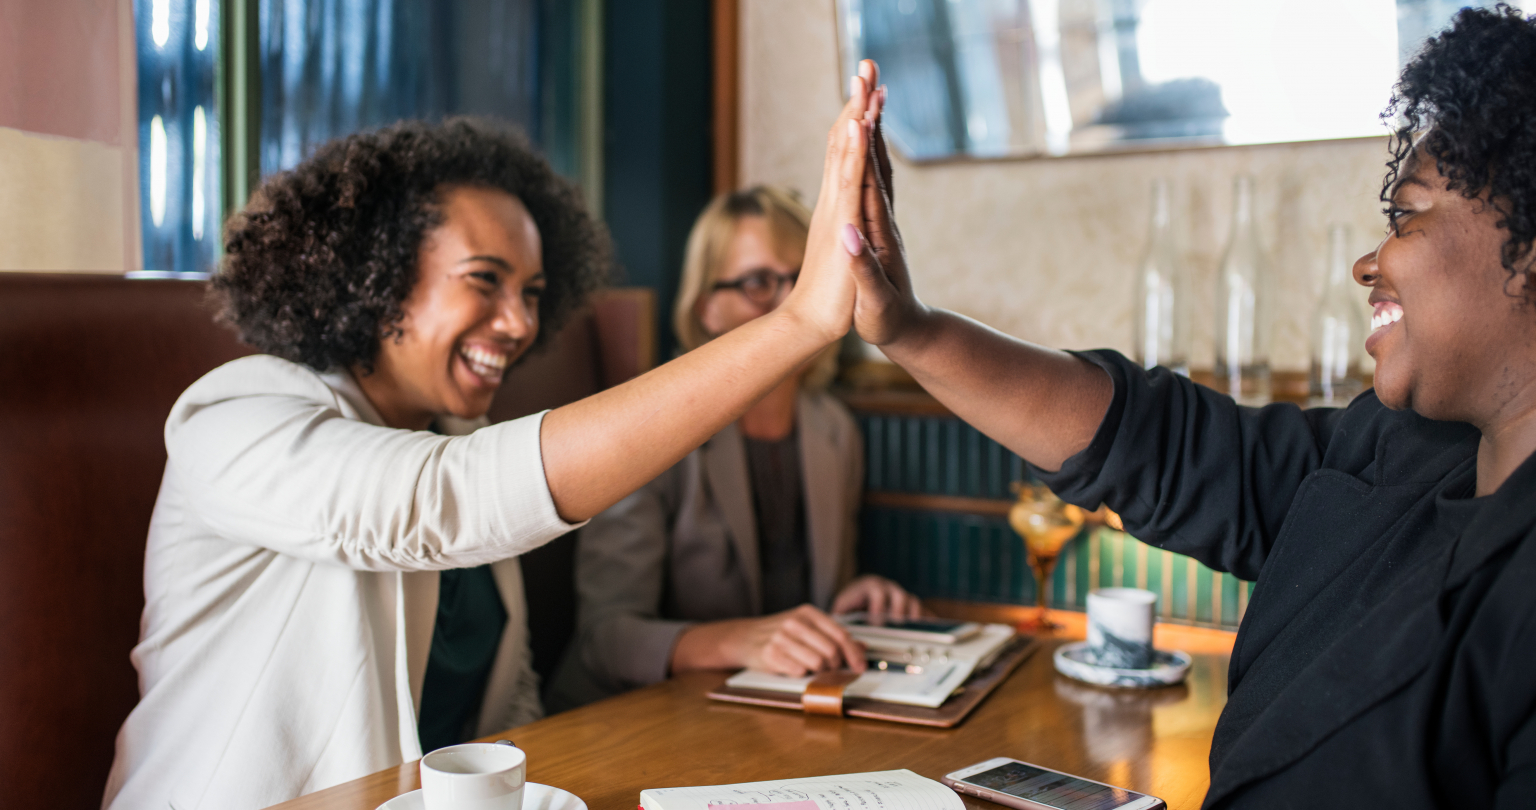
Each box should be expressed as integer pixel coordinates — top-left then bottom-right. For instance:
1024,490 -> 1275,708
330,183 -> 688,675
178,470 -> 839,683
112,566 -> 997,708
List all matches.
0,0 -> 124,145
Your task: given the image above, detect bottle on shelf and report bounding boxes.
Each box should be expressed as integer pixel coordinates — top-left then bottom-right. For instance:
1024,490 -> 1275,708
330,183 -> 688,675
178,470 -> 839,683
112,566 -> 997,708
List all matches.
1213,175 -> 1272,405
1133,178 -> 1190,375
1309,224 -> 1367,406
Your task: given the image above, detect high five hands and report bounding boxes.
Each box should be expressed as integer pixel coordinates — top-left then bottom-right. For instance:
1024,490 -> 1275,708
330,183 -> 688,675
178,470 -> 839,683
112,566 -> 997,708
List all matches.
785,59 -> 924,353
847,62 -> 927,350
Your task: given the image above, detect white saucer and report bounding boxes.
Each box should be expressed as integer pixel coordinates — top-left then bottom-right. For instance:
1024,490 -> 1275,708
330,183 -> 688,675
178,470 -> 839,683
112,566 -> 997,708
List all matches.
1053,641 -> 1192,688
377,783 -> 587,810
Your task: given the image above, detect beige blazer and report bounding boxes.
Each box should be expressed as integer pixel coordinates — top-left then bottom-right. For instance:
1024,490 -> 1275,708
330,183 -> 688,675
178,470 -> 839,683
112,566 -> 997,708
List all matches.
103,355 -> 581,810
549,390 -> 863,710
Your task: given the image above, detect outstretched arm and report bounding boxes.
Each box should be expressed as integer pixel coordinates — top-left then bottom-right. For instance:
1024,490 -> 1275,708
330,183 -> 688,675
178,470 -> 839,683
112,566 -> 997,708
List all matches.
846,70 -> 1112,472
540,66 -> 880,523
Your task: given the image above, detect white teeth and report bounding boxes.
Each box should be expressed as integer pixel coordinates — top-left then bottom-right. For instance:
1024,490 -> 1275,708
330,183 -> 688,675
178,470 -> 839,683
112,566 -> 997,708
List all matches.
1370,308 -> 1403,331
460,346 -> 509,379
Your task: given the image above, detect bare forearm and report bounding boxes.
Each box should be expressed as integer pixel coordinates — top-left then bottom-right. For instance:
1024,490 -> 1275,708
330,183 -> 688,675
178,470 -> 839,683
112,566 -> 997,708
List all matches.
880,308 -> 1113,472
540,307 -> 831,522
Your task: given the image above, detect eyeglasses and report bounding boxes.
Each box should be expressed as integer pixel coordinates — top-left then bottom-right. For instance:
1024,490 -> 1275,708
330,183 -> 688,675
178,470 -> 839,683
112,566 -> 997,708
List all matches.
711,268 -> 799,305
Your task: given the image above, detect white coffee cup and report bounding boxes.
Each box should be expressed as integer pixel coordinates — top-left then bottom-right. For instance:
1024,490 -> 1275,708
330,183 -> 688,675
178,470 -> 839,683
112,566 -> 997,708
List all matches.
1086,587 -> 1156,669
421,742 -> 526,810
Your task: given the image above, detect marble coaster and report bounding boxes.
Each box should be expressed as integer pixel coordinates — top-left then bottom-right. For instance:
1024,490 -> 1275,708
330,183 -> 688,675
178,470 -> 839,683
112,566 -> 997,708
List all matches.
1053,640 -> 1192,688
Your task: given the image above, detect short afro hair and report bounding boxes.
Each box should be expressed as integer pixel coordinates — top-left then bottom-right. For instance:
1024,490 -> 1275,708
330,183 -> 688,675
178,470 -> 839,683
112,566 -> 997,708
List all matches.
213,117 -> 611,373
1382,4 -> 1536,298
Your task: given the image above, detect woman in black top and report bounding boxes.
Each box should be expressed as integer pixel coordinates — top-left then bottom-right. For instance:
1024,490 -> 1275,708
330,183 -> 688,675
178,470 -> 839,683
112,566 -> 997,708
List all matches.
843,8 -> 1536,808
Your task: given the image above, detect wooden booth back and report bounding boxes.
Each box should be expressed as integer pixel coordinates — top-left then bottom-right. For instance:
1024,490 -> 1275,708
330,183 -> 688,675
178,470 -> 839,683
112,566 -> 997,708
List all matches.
0,274 -> 653,810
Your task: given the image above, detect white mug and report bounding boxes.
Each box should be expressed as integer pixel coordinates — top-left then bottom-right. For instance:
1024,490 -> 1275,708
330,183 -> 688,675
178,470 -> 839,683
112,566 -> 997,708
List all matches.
421,742 -> 526,810
1086,587 -> 1156,669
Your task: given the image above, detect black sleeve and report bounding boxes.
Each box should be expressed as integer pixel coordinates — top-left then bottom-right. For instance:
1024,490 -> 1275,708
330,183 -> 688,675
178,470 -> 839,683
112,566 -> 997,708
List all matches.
1495,721 -> 1536,810
1032,350 -> 1345,582
1493,585 -> 1536,810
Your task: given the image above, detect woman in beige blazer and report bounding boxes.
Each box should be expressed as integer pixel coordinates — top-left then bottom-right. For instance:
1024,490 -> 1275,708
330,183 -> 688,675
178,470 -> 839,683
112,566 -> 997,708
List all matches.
551,187 -> 921,711
107,64 -> 890,810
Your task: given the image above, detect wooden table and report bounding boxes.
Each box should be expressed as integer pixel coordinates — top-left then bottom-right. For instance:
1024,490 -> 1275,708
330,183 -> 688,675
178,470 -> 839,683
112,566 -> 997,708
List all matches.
270,610 -> 1231,810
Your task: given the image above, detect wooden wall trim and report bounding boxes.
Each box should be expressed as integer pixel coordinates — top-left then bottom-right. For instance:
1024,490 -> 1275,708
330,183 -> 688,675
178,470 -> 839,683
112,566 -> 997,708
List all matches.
841,369 -> 1345,418
837,387 -> 951,417
711,0 -> 739,195
863,490 -> 1012,517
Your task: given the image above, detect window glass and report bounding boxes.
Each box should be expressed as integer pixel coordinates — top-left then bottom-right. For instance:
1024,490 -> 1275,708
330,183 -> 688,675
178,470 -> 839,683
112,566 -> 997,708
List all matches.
838,0 -> 1512,161
257,0 -> 541,176
135,0 -> 221,274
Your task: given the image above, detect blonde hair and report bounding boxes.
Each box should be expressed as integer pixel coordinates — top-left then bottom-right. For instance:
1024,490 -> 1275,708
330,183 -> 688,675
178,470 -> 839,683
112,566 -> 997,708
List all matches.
673,185 -> 839,388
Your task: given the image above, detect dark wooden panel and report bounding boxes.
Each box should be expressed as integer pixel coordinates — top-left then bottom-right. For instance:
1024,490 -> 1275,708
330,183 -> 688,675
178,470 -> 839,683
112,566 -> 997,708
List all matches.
490,288 -> 656,693
0,274 -> 254,810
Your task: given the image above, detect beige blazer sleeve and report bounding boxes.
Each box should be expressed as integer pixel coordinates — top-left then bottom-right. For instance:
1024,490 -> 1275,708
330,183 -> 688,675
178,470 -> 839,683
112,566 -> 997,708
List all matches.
165,355 -> 581,572
561,465 -> 694,700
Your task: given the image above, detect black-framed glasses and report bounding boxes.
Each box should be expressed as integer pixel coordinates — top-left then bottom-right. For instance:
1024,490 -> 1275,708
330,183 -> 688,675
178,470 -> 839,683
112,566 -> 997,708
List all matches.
711,268 -> 799,305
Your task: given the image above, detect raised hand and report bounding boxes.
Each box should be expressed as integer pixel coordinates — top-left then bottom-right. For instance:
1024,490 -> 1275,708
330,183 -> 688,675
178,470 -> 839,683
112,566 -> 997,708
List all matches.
777,61 -> 879,346
842,62 -> 928,348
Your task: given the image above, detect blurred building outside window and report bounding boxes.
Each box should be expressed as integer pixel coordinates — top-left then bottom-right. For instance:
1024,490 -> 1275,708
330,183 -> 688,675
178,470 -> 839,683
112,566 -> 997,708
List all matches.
838,0 -> 1511,161
135,0 -> 221,276
134,0 -> 594,277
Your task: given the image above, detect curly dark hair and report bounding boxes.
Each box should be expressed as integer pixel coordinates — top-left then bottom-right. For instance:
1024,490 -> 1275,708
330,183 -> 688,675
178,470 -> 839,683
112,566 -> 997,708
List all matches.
213,117 -> 611,373
1382,4 -> 1536,299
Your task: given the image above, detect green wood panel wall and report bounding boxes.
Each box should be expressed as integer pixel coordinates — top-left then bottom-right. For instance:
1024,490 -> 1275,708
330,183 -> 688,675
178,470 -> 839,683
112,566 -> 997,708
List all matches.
856,414 -> 1255,629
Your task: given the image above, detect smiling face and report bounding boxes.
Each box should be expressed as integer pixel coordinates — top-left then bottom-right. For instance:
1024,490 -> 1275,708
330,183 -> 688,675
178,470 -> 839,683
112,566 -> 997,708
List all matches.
1355,152 -> 1536,424
357,185 -> 545,430
695,215 -> 803,337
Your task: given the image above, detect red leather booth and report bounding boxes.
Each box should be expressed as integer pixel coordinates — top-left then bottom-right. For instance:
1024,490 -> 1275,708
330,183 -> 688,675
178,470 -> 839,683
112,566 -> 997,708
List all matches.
0,273 -> 652,810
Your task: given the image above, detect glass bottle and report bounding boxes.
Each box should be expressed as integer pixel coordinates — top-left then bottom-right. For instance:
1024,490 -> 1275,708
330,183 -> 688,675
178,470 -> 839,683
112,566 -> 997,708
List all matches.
1213,175 -> 1272,405
1133,178 -> 1190,375
1309,224 -> 1367,406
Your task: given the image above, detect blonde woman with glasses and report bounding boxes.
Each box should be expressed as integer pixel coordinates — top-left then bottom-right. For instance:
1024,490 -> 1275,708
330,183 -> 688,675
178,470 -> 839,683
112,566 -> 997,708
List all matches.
549,185 -> 920,711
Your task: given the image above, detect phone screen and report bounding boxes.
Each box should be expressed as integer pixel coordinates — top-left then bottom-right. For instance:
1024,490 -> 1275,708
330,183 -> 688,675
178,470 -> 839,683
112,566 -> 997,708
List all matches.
960,761 -> 1147,810
850,618 -> 966,633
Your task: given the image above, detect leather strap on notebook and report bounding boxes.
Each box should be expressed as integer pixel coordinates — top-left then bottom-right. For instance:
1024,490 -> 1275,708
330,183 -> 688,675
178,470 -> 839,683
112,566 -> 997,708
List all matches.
801,671 -> 861,716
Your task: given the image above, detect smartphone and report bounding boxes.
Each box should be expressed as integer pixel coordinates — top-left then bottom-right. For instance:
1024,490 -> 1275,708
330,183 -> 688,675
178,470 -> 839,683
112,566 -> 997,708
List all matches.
840,614 -> 982,644
942,757 -> 1165,810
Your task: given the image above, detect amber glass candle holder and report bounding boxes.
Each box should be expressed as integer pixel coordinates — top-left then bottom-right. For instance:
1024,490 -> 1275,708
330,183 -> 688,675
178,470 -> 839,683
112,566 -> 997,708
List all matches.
1008,482 -> 1086,632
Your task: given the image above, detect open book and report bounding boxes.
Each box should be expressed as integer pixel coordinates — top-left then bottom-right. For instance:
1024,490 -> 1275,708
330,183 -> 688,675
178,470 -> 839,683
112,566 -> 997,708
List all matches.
724,623 -> 1017,708
638,769 -> 962,810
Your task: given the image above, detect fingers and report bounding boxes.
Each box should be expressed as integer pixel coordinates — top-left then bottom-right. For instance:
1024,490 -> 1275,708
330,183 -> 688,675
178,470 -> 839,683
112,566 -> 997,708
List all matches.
871,88 -> 894,209
860,74 -> 893,210
836,111 -> 870,229
817,68 -> 874,213
861,148 -> 899,271
835,575 -> 925,625
805,606 -> 868,673
763,606 -> 867,676
889,586 -> 924,620
830,586 -> 861,616
762,633 -> 833,676
842,223 -> 896,303
865,580 -> 889,625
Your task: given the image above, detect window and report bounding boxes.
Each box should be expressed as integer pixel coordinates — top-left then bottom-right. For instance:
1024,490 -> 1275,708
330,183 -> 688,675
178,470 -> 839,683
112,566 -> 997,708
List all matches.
836,0 -> 1513,161
134,0 -> 596,275
135,0 -> 221,275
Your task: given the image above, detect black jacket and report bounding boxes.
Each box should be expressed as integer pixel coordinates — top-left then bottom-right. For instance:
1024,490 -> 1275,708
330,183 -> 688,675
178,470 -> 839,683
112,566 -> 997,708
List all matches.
1035,351 -> 1536,809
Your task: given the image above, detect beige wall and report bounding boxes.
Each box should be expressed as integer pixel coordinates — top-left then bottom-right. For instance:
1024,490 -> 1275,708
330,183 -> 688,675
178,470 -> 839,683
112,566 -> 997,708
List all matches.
0,0 -> 140,273
741,0 -> 1387,372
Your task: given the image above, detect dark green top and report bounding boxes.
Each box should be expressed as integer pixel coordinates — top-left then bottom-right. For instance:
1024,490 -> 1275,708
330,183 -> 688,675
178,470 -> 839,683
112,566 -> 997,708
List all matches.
416,564 -> 507,754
